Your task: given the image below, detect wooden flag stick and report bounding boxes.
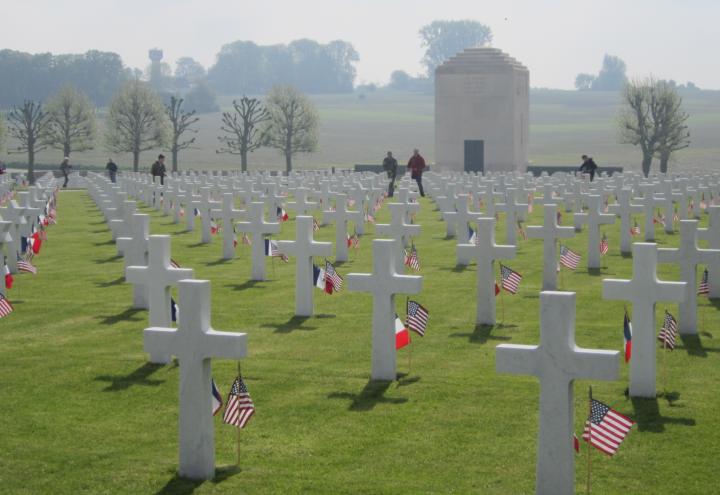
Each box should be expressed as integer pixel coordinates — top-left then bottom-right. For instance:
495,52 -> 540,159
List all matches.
236,361 -> 242,467
586,385 -> 593,495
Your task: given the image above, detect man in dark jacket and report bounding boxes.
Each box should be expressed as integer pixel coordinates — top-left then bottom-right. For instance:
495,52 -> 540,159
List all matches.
60,157 -> 71,188
407,148 -> 426,197
106,158 -> 118,183
382,151 -> 398,197
579,154 -> 598,181
150,154 -> 166,185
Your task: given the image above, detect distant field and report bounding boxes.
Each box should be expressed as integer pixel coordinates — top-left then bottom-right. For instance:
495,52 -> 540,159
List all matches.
3,89 -> 720,173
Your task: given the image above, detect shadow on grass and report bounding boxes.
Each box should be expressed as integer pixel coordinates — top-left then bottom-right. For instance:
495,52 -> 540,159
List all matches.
396,372 -> 421,388
91,229 -> 110,234
94,254 -> 122,264
449,323 -> 516,344
262,315 -> 318,333
586,267 -> 606,276
227,280 -> 265,291
95,276 -> 125,287
95,363 -> 164,391
620,252 -> 633,259
630,396 -> 696,433
206,258 -> 232,267
156,466 -> 240,495
93,239 -> 116,246
90,220 -> 108,226
96,308 -> 144,325
327,379 -> 407,411
187,242 -> 208,248
678,334 -> 719,357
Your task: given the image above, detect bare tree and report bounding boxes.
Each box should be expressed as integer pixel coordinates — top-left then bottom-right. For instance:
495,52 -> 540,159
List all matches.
217,96 -> 270,172
265,85 -> 319,173
106,80 -> 167,171
165,96 -> 199,172
618,78 -> 690,177
7,100 -> 52,184
45,85 -> 97,158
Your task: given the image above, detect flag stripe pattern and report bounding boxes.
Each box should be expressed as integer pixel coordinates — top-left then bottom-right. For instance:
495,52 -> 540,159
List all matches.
698,268 -> 709,295
658,310 -> 678,350
500,264 -> 522,294
325,261 -> 343,292
559,245 -> 581,270
582,399 -> 634,456
600,234 -> 609,255
223,376 -> 255,428
17,260 -> 37,274
406,300 -> 429,337
0,294 -> 14,318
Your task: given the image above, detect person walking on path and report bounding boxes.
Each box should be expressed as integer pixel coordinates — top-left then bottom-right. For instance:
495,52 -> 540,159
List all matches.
60,157 -> 71,188
106,158 -> 118,183
382,151 -> 398,197
579,154 -> 598,181
407,148 -> 426,197
150,154 -> 166,186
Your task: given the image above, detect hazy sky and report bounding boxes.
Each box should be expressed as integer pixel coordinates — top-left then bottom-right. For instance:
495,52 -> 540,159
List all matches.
3,0 -> 719,89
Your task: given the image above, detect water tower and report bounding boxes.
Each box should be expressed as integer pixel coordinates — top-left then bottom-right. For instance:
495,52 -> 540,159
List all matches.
148,48 -> 164,89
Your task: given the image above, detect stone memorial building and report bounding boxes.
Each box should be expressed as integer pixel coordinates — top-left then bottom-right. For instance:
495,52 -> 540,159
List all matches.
435,47 -> 529,173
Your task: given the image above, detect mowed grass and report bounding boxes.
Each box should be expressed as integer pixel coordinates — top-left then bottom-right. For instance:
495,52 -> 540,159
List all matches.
0,189 -> 719,494
7,89 -> 720,173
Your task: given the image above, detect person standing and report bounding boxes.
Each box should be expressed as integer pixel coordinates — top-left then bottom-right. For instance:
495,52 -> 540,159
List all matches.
382,151 -> 398,197
60,157 -> 71,188
407,148 -> 426,197
579,154 -> 598,181
150,154 -> 166,186
106,158 -> 118,183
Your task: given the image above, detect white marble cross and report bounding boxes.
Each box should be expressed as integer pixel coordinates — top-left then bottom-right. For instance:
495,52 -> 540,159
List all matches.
457,217 -> 515,325
117,214 -> 150,308
277,216 -> 333,316
0,200 -> 26,273
323,193 -> 363,262
574,194 -> 615,269
527,204 -> 575,290
453,194 -> 482,265
127,235 -> 194,363
347,239 -> 422,380
212,193 -> 245,260
658,220 -> 720,335
608,188 -> 643,254
698,205 -> 720,297
144,279 -> 247,480
375,202 -> 421,271
198,188 -> 220,244
603,243 -> 685,397
637,184 -> 664,242
286,187 -> 317,216
496,291 -> 619,495
235,202 -> 280,281
495,188 -> 527,245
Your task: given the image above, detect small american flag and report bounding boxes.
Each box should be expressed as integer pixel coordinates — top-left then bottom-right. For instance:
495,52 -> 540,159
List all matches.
404,245 -> 420,271
672,210 -> 679,222
658,310 -> 678,350
365,212 -> 375,224
312,218 -> 320,231
0,293 -> 14,318
599,233 -> 609,255
582,398 -> 634,456
325,261 -> 343,292
630,221 -> 640,236
241,232 -> 252,246
17,259 -> 37,274
559,245 -> 581,270
516,220 -> 527,240
222,376 -> 255,429
500,264 -> 522,294
406,300 -> 429,337
698,268 -> 709,296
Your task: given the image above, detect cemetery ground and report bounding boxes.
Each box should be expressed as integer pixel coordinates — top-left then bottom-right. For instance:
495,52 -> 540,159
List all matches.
1,190 -> 719,494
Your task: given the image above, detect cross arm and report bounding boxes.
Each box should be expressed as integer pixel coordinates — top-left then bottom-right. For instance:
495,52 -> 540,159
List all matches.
496,344 -> 539,375
656,247 -> 680,263
395,274 -> 422,295
126,265 -> 148,284
570,348 -> 619,381
347,273 -> 373,293
168,267 -> 194,284
202,329 -> 248,360
655,281 -> 687,303
601,279 -> 635,301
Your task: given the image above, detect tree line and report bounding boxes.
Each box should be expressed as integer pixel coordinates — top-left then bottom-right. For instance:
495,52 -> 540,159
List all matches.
0,82 -> 319,183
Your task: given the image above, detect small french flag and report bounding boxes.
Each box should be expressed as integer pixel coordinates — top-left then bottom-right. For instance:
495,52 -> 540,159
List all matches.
623,311 -> 632,363
395,315 -> 410,350
211,379 -> 223,416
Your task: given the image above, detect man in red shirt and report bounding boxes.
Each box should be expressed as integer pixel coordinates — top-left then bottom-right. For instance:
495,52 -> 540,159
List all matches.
407,148 -> 426,197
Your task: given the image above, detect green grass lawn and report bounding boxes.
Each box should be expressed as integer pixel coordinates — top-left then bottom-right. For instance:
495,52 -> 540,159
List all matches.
0,190 -> 718,494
